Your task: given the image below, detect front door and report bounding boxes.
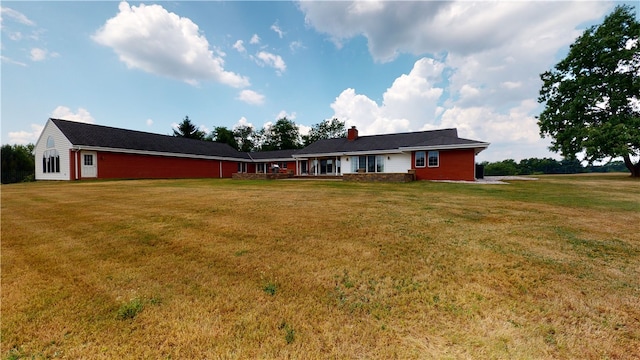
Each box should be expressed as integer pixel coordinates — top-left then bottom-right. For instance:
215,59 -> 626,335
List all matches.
81,152 -> 97,178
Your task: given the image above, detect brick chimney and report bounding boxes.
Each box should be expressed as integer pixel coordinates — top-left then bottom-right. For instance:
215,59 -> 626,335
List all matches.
347,126 -> 359,141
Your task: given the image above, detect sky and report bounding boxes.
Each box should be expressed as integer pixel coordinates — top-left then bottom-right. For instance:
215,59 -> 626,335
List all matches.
1,1 -> 636,162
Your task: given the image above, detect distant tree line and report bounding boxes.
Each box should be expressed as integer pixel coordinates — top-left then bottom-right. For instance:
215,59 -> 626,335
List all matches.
480,158 -> 629,176
173,116 -> 346,152
1,144 -> 35,184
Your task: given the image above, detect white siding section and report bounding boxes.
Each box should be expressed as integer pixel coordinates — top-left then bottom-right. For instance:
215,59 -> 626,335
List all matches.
339,156 -> 351,174
34,120 -> 73,180
384,153 -> 412,173
340,153 -> 412,174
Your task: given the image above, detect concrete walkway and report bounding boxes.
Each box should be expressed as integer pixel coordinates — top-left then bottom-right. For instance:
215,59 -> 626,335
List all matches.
432,176 -> 539,184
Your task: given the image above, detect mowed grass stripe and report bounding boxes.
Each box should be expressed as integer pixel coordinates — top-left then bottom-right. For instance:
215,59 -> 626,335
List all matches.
2,174 -> 639,359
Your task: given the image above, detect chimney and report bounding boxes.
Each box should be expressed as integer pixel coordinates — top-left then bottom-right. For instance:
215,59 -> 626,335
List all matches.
347,126 -> 359,141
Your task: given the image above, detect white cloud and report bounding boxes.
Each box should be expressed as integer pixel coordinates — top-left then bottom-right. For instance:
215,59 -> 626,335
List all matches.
501,81 -> 522,90
271,22 -> 284,38
289,40 -> 304,53
300,1 -> 609,62
275,110 -> 296,121
92,1 -> 249,88
8,124 -> 44,145
51,106 -> 95,123
1,55 -> 27,67
233,39 -> 245,53
233,117 -> 254,130
30,48 -> 59,62
330,58 -> 444,135
237,89 -> 265,106
306,1 -> 614,161
299,124 -> 311,137
328,57 -> 556,161
146,118 -> 153,126
250,34 -> 260,45
254,51 -> 286,74
8,31 -> 22,41
1,7 -> 36,26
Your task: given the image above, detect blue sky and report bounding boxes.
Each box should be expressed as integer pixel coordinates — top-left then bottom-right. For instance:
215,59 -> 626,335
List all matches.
1,1 -> 636,162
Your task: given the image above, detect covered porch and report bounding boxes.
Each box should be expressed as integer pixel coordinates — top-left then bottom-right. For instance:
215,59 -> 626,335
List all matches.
295,156 -> 342,176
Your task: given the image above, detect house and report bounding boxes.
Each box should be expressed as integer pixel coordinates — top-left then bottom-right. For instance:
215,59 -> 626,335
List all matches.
35,118 -> 248,180
292,127 -> 489,181
35,118 -> 489,182
246,149 -> 299,175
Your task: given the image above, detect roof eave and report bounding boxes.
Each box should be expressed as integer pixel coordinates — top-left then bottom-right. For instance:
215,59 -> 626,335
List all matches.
71,145 -> 248,162
293,149 -> 405,158
398,143 -> 490,152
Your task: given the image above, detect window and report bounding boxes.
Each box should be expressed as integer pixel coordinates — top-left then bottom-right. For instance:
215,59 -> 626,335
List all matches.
43,149 -> 60,173
367,156 -> 376,173
351,155 -> 384,173
415,151 -> 426,167
376,156 -> 384,173
278,162 -> 287,169
428,151 -> 439,167
84,154 -> 93,166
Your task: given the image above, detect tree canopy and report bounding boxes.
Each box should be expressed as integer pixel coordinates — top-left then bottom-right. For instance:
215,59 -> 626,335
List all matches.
537,5 -> 640,177
209,126 -> 238,150
302,118 -> 347,147
257,117 -> 302,151
234,124 -> 255,152
1,144 -> 35,183
173,116 -> 206,140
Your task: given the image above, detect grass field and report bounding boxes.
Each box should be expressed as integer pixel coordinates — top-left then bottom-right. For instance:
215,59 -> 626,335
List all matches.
2,174 -> 639,359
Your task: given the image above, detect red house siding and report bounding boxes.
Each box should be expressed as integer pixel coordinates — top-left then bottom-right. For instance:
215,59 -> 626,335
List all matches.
69,150 -> 77,180
220,161 -> 238,178
281,161 -> 297,174
92,151 -> 237,179
412,149 -> 476,181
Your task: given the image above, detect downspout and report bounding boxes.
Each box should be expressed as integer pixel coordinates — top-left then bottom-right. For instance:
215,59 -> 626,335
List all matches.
73,148 -> 80,180
219,161 -> 222,178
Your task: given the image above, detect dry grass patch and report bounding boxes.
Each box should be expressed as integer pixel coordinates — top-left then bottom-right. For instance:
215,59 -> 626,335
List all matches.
2,174 -> 639,359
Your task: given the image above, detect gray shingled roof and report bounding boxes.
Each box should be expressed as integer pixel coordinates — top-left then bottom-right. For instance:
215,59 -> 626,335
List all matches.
51,118 -> 250,160
294,128 -> 488,156
247,149 -> 299,161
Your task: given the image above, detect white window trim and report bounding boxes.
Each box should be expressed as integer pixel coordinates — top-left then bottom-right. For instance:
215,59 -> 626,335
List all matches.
428,151 -> 439,168
415,151 -> 426,168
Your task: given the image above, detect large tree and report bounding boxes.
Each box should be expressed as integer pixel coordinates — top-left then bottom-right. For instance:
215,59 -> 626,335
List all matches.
173,116 -> 205,140
234,124 -> 255,152
302,118 -> 347,146
209,126 -> 239,150
257,117 -> 302,151
537,5 -> 640,177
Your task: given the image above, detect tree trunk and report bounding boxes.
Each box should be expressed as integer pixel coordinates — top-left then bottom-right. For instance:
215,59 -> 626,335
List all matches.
623,155 -> 640,178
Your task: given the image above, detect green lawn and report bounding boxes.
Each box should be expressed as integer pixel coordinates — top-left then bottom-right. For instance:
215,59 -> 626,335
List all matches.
2,174 -> 639,359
